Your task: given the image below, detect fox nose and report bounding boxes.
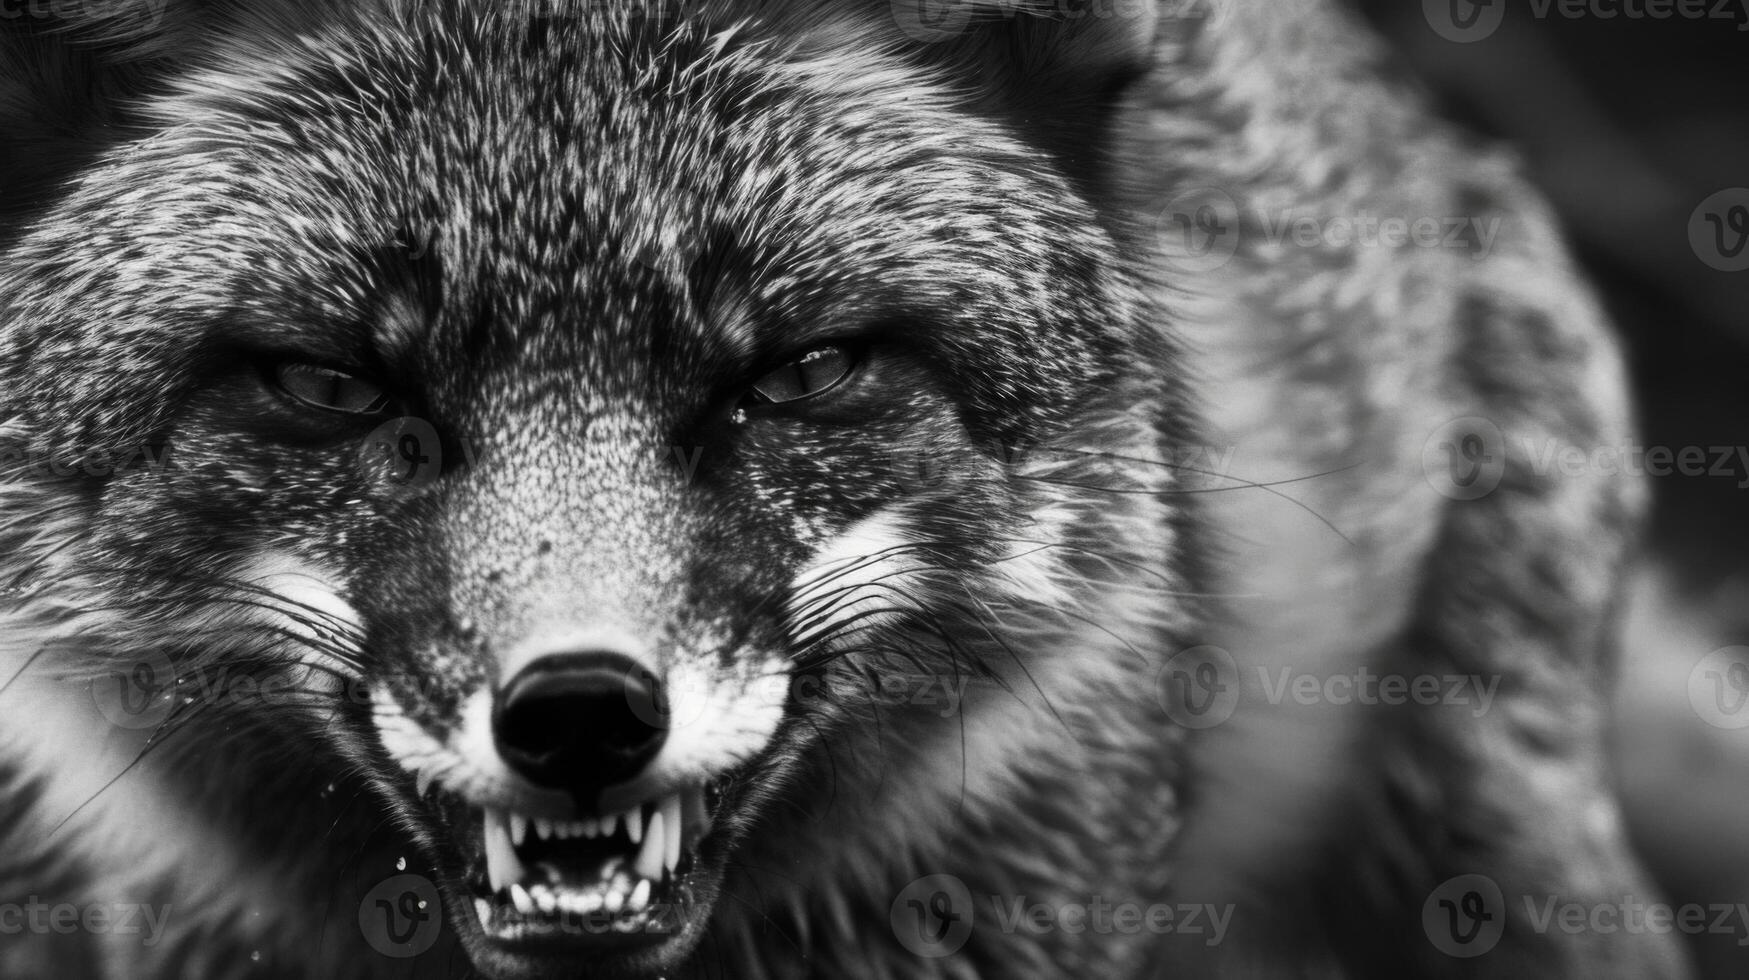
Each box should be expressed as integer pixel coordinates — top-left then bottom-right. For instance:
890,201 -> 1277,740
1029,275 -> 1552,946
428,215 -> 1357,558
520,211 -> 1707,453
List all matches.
492,652 -> 667,791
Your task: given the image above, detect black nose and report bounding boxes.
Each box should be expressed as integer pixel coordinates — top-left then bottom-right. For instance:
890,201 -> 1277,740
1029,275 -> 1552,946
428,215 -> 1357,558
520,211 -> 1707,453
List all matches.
492,652 -> 667,791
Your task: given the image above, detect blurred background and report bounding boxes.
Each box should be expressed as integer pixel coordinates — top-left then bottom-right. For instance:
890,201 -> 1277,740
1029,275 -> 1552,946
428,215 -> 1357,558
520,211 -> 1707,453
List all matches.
1350,4 -> 1749,977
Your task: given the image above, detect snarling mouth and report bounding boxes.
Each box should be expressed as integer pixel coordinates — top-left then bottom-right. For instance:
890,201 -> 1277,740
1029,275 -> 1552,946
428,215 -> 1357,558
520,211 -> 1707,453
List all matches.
456,785 -> 718,950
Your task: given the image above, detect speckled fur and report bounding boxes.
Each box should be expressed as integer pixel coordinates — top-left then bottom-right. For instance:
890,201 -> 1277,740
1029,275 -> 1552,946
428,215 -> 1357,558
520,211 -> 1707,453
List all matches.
0,1 -> 1684,978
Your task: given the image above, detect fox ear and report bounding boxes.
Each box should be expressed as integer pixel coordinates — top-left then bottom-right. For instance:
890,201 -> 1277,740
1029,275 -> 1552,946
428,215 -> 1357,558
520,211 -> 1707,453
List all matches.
885,0 -> 1161,179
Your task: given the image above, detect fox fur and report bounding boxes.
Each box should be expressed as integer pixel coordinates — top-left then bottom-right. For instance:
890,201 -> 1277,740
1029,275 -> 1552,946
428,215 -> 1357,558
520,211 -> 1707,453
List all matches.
0,1 -> 1688,978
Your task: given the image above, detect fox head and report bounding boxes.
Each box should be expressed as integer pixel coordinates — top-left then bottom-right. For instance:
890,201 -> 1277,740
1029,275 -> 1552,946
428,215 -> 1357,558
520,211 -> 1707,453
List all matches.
0,2 -> 1195,977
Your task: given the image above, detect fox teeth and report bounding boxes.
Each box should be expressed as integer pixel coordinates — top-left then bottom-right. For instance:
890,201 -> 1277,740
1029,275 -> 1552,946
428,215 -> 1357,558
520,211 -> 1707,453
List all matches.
483,809 -> 525,894
531,884 -> 557,914
534,818 -> 555,840
600,812 -> 619,838
414,771 -> 433,798
661,793 -> 683,873
580,817 -> 598,838
624,806 -> 643,845
635,806 -> 666,881
628,878 -> 652,913
510,883 -> 534,915
509,814 -> 528,847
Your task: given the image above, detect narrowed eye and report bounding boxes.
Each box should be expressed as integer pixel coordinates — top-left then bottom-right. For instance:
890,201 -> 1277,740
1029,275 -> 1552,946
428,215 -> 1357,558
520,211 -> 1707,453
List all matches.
273,363 -> 394,415
744,346 -> 856,407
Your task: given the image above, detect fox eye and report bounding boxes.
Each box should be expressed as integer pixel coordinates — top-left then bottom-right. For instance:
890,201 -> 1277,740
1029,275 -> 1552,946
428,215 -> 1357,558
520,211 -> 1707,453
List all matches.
744,346 -> 856,407
273,363 -> 393,415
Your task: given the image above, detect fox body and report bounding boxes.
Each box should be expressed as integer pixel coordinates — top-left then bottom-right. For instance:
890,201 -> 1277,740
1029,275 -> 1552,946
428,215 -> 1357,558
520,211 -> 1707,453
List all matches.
0,1 -> 1686,978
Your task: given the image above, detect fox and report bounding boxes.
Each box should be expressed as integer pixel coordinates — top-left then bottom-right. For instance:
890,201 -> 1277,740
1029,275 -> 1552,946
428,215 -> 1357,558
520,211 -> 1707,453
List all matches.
0,0 -> 1693,978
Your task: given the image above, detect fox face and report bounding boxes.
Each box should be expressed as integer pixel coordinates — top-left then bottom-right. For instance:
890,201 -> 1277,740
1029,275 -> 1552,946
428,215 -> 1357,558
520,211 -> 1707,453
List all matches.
0,2 -> 1184,976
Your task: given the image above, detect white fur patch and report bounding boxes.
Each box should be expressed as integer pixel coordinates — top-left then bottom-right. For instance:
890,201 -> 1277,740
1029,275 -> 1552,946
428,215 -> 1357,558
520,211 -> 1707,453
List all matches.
786,508 -> 921,646
238,550 -> 363,638
232,550 -> 365,699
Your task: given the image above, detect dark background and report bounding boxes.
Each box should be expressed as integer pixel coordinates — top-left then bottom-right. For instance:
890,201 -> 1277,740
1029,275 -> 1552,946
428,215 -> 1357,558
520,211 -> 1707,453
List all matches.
1352,4 -> 1749,977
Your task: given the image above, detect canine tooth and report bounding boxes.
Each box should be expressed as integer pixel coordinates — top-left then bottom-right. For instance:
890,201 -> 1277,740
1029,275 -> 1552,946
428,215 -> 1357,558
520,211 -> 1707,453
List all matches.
629,878 -> 652,913
509,815 -> 529,847
483,810 -> 525,894
683,786 -> 708,835
624,806 -> 643,845
635,808 -> 666,881
661,794 -> 683,873
510,883 -> 534,915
